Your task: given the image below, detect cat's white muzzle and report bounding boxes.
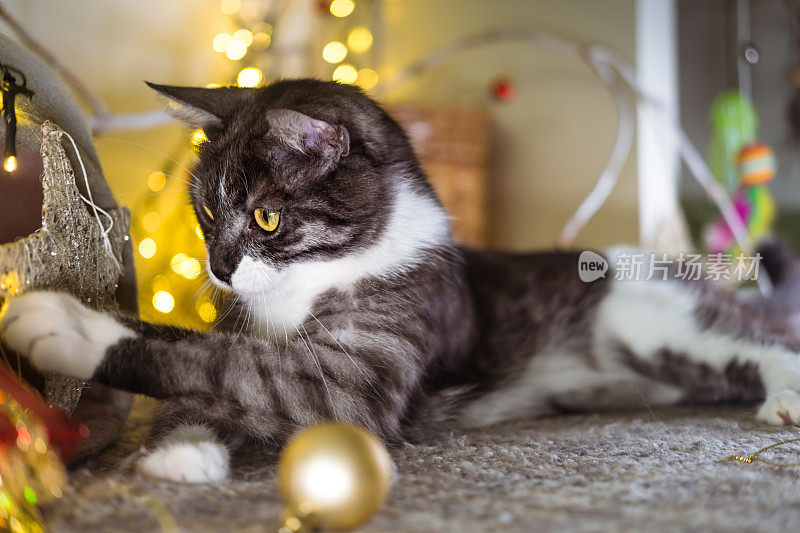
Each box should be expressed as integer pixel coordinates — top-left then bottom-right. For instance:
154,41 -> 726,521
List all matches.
229,255 -> 279,295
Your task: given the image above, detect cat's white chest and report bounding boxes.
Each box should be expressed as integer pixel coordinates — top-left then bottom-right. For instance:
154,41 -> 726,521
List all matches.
241,260 -> 334,334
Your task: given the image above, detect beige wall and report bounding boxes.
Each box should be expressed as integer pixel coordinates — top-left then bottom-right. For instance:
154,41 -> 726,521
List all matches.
379,0 -> 639,250
1,0 -> 639,251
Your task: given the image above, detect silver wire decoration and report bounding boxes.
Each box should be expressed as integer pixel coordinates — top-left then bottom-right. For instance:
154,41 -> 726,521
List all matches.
0,122 -> 130,412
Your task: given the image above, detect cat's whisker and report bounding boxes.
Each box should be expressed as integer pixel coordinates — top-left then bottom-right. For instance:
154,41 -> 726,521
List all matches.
138,187 -> 193,206
271,283 -> 376,394
143,172 -> 193,189
234,299 -> 248,336
245,301 -> 254,336
216,291 -> 233,323
289,306 -> 339,418
167,257 -> 205,265
192,278 -> 215,307
213,292 -> 241,330
139,189 -> 189,203
250,271 -> 290,348
260,291 -> 280,361
237,168 -> 249,194
240,289 -> 257,337
246,268 -> 353,407
287,316 -> 335,416
211,302 -> 234,330
307,309 -> 378,395
116,164 -> 195,190
147,263 -> 205,279
102,137 -> 201,182
218,163 -> 229,206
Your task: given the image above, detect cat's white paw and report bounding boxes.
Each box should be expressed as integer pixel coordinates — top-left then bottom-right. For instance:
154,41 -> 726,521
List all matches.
756,389 -> 800,425
0,291 -> 132,379
137,440 -> 230,484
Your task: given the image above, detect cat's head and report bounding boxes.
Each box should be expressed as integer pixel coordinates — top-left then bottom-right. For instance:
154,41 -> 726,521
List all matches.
148,79 -> 447,297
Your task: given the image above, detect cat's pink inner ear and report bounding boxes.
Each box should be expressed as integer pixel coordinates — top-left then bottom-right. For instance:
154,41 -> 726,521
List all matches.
336,125 -> 350,157
302,117 -> 349,158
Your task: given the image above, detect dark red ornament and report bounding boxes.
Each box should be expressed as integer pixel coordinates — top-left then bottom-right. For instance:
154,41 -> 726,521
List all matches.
490,77 -> 515,101
316,0 -> 332,13
0,364 -> 84,462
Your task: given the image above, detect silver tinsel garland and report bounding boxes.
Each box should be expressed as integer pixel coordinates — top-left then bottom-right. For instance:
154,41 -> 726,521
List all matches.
0,121 -> 130,412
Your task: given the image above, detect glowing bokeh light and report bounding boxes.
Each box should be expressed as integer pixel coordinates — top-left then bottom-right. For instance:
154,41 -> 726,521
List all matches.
142,211 -> 161,232
330,0 -> 355,18
237,67 -> 263,87
152,274 -> 170,292
184,258 -> 203,279
356,68 -> 379,90
332,64 -> 358,84
138,238 -> 156,259
191,129 -> 209,146
252,32 -> 271,50
0,271 -> 20,296
152,291 -> 175,313
171,253 -> 203,280
239,0 -> 262,19
147,171 -> 166,192
322,41 -> 348,64
197,301 -> 218,323
347,27 -> 373,53
232,28 -> 253,47
170,253 -> 188,274
220,0 -> 241,14
212,33 -> 232,53
225,40 -> 248,60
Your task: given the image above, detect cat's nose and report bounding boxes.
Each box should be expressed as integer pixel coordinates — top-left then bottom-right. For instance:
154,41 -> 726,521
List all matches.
209,238 -> 242,286
210,259 -> 234,285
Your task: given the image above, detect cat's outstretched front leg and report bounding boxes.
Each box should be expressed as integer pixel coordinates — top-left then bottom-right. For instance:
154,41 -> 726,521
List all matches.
0,291 -> 412,447
0,292 -> 230,483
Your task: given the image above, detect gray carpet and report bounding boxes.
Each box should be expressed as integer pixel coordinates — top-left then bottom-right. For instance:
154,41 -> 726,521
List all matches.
44,399 -> 800,532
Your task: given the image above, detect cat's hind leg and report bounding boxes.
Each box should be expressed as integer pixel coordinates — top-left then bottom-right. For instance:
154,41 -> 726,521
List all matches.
136,403 -> 230,484
597,276 -> 800,424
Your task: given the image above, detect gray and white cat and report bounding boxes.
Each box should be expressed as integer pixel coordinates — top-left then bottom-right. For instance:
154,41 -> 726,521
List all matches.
2,79 -> 800,484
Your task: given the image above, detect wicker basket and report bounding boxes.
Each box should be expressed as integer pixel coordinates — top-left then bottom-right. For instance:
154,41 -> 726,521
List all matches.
388,105 -> 490,247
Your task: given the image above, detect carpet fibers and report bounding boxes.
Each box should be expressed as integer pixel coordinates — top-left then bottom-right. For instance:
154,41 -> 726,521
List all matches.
44,400 -> 800,532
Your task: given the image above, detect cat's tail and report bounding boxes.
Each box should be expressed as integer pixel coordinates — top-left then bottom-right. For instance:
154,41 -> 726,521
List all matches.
755,240 -> 800,344
758,240 -> 800,295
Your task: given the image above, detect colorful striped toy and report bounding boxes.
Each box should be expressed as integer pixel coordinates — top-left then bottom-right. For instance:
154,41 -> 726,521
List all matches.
736,142 -> 776,186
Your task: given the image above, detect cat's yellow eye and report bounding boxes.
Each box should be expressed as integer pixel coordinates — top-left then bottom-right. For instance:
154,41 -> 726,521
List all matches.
254,208 -> 280,232
202,204 -> 214,221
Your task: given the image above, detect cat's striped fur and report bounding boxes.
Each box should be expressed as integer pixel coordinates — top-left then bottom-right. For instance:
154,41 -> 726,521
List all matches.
3,80 -> 800,483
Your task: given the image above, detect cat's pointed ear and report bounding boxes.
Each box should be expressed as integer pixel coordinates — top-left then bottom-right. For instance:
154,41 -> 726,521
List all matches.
302,116 -> 350,159
267,109 -> 350,161
146,82 -> 250,128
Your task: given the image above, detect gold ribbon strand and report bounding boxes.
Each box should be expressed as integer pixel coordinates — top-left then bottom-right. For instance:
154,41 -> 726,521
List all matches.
726,437 -> 800,467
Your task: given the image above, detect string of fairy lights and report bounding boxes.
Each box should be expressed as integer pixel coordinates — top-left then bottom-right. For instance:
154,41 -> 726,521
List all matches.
133,0 -> 378,327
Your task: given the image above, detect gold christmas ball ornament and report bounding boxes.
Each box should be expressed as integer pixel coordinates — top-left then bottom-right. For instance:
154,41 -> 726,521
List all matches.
277,423 -> 393,531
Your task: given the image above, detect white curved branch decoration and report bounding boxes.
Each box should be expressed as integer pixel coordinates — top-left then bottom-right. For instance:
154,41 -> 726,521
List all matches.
378,28 -> 771,294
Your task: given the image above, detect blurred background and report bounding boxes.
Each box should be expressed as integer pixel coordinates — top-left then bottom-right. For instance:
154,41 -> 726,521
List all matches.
0,0 -> 798,326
